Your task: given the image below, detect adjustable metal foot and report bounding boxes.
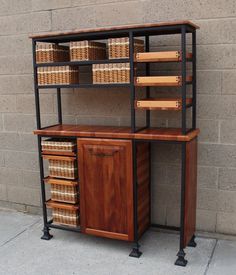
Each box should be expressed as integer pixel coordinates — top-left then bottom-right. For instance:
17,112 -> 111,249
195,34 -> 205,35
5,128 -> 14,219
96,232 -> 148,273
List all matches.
129,243 -> 142,258
41,228 -> 53,240
188,234 -> 197,247
175,249 -> 188,267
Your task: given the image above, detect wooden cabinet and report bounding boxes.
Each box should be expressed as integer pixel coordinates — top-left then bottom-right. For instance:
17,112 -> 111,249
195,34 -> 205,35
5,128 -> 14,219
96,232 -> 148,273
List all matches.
78,138 -> 150,241
78,138 -> 133,240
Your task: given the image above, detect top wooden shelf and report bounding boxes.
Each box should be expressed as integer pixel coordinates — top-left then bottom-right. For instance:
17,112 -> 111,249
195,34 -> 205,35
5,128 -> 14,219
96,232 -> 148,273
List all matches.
29,21 -> 199,42
34,124 -> 199,142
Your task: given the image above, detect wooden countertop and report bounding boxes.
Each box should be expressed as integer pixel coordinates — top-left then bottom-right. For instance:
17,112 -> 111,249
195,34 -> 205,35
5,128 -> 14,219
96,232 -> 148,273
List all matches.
34,124 -> 200,142
29,20 -> 199,39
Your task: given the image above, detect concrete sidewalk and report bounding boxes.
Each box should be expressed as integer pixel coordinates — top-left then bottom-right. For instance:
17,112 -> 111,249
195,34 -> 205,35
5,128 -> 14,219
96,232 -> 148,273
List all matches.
0,209 -> 235,275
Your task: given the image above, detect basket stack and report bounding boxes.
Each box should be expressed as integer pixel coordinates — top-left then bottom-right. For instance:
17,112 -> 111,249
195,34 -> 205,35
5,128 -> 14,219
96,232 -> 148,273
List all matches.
70,41 -> 106,61
37,66 -> 79,85
93,63 -> 130,84
36,43 -> 69,63
108,37 -> 144,59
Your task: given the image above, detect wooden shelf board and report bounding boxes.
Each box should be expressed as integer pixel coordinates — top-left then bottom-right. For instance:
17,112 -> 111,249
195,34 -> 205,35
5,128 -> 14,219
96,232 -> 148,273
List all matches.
42,154 -> 76,161
135,98 -> 193,111
29,21 -> 199,39
34,124 -> 199,142
134,51 -> 192,63
42,150 -> 76,157
46,199 -> 79,210
44,176 -> 78,186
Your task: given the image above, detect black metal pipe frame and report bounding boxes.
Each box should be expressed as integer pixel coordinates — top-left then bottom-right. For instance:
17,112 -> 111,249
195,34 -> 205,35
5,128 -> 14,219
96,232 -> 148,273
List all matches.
57,88 -> 62,124
145,35 -> 151,128
129,31 -> 136,133
181,26 -> 187,135
192,30 -> 197,129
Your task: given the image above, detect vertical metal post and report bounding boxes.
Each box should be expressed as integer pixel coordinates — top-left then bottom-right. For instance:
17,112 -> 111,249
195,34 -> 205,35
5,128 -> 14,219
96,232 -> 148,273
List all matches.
32,40 -> 41,130
181,26 -> 187,135
145,35 -> 150,128
129,139 -> 142,257
129,31 -> 136,133
57,88 -> 62,124
192,30 -> 197,129
32,39 -> 52,240
175,142 -> 187,266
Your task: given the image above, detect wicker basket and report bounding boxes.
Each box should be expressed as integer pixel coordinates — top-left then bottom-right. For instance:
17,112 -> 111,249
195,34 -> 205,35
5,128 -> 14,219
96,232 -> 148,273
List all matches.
47,200 -> 79,227
37,66 -> 79,85
108,37 -> 144,59
45,177 -> 79,204
93,63 -> 130,84
70,40 -> 106,61
48,158 -> 77,180
36,43 -> 69,63
42,139 -> 76,153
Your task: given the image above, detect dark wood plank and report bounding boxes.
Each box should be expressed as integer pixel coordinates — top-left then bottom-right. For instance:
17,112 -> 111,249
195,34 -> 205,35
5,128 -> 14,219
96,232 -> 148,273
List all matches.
78,138 -> 134,241
29,21 -> 199,39
42,150 -> 76,157
183,137 -> 198,248
34,124 -> 200,142
137,143 -> 150,237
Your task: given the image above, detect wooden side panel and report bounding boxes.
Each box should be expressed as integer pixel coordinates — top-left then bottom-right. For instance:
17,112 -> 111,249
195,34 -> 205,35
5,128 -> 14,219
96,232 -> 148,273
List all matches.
137,143 -> 150,238
78,138 -> 134,241
183,137 -> 198,248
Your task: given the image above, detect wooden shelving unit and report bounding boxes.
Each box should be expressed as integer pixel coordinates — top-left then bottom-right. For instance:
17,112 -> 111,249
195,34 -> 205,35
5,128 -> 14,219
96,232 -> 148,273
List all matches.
30,20 -> 199,267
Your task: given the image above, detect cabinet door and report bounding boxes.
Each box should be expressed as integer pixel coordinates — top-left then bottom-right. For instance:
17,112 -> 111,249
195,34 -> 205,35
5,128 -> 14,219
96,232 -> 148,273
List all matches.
78,138 -> 134,241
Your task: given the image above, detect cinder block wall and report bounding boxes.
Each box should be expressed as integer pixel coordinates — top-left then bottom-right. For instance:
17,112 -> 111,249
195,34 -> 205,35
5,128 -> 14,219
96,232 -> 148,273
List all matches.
0,0 -> 235,235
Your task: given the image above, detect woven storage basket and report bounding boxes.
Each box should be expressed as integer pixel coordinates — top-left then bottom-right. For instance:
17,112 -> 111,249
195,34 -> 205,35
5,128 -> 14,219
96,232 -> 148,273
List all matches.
51,184 -> 79,204
36,43 -> 69,63
42,139 -> 76,153
37,66 -> 79,85
48,158 -> 77,179
93,63 -> 130,84
70,40 -> 106,61
108,37 -> 144,59
47,201 -> 80,227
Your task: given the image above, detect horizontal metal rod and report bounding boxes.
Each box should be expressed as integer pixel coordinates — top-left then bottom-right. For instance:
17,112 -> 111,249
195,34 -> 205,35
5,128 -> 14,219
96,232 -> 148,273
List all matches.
37,83 -> 131,89
151,223 -> 180,231
47,223 -> 82,233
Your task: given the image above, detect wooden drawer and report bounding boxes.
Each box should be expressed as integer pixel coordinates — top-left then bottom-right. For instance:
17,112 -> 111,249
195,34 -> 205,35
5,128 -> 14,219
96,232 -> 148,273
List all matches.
135,98 -> 192,111
135,76 -> 192,86
134,51 -> 192,62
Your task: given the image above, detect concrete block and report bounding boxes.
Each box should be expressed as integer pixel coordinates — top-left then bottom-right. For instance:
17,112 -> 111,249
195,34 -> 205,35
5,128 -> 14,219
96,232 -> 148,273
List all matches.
197,95 -> 236,120
198,143 -> 236,167
0,11 -> 51,35
217,190 -> 236,213
151,198 -> 166,225
151,163 -> 167,186
197,71 -> 221,95
19,133 -> 37,152
0,151 -> 5,167
144,0 -> 236,22
95,1 -> 144,26
16,94 -> 55,114
0,55 -> 32,75
76,115 -> 119,126
52,6 -> 95,31
198,45 -> 236,70
219,168 -> 236,191
0,75 -> 33,94
222,71 -> 236,95
0,201 -> 26,212
0,132 -> 20,150
166,207 -> 180,227
4,151 -> 38,171
166,165 -> 181,186
0,184 -> 7,201
32,0 -> 71,11
7,185 -> 40,206
220,119 -> 236,144
198,166 -> 218,189
25,205 -> 41,214
21,170 -> 40,189
0,167 -> 20,186
0,0 -> 32,16
197,119 -> 219,143
216,212 -> 236,235
197,188 -> 218,211
0,34 -> 32,56
0,95 -> 16,113
152,143 -> 181,164
196,209 -> 216,232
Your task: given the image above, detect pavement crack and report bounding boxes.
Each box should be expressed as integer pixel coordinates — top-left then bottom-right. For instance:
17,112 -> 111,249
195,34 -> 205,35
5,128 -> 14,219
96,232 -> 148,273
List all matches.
204,239 -> 218,275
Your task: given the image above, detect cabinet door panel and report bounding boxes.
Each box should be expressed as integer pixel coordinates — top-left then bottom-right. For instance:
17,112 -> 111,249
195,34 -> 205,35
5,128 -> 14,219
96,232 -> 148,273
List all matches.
78,138 -> 133,241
